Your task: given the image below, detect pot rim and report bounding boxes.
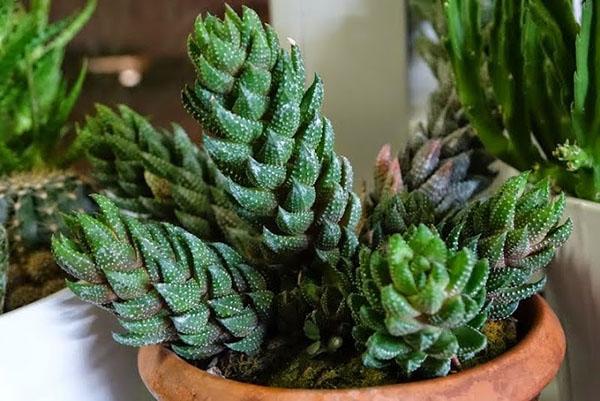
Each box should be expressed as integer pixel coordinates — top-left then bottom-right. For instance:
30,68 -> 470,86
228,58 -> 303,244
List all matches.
138,294 -> 565,399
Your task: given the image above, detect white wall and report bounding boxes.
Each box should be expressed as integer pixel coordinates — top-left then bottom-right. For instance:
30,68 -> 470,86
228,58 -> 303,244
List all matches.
269,0 -> 408,186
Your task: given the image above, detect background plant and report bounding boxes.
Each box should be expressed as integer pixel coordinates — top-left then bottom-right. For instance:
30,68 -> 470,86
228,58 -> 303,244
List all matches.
0,0 -> 96,174
0,0 -> 96,312
445,0 -> 600,201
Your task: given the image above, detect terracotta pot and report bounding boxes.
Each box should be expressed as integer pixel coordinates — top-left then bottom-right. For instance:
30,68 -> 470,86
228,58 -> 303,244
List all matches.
138,295 -> 564,401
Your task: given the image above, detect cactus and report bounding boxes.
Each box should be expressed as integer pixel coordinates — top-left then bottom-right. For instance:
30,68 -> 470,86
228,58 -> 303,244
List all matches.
52,195 -> 273,360
0,0 -> 96,312
349,225 -> 489,377
0,170 -> 94,257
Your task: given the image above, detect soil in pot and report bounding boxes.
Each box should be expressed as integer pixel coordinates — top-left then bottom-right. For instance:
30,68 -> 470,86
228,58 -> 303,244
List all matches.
3,249 -> 66,312
138,295 -> 565,401
191,317 -> 518,389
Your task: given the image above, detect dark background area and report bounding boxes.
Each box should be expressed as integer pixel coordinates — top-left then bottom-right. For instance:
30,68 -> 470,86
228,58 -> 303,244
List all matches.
51,0 -> 269,136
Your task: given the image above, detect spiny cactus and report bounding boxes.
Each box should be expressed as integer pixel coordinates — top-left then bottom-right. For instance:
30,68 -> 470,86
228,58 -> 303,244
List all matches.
52,195 -> 273,360
80,104 -> 235,241
442,172 -> 573,319
0,170 -> 94,257
0,226 -> 7,311
349,225 -> 489,377
182,6 -> 361,266
0,0 -> 95,312
0,0 -> 96,174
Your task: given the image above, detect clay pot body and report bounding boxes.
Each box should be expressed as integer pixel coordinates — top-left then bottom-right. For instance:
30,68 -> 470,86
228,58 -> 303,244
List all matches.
138,295 -> 564,401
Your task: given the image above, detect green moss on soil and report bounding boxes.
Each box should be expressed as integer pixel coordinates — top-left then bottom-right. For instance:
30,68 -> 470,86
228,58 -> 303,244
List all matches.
213,319 -> 519,389
3,249 -> 66,312
212,339 -> 399,389
462,319 -> 518,370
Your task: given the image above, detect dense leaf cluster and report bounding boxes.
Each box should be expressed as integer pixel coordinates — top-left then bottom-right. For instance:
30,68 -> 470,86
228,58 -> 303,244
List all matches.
49,4 -> 573,381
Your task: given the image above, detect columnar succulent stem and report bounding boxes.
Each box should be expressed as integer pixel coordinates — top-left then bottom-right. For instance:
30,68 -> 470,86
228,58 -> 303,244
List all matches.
52,195 -> 273,360
182,6 -> 361,266
80,105 -> 230,241
443,172 -> 572,319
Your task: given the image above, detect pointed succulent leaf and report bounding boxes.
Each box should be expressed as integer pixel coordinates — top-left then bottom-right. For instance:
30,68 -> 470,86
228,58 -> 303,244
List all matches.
350,226 -> 488,377
182,6 -> 361,267
53,196 -> 272,360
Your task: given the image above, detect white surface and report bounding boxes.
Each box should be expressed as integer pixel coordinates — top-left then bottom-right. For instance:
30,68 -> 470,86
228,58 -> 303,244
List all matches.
545,197 -> 600,401
269,0 -> 408,185
0,289 -> 152,401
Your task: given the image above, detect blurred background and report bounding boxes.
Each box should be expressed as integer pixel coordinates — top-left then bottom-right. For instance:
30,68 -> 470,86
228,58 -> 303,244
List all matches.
54,0 -> 409,184
55,0 -> 269,143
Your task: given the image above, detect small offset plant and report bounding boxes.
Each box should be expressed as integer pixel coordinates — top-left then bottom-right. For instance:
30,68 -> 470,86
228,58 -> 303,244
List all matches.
362,0 -> 495,247
350,225 -> 489,377
444,0 -> 600,201
53,5 -> 571,388
441,173 -> 573,319
0,0 -> 96,313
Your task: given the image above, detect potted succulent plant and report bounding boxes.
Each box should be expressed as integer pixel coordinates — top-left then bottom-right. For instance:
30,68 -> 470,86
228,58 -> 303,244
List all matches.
0,1 -> 151,400
52,6 -> 571,401
0,0 -> 95,313
440,1 -> 600,399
